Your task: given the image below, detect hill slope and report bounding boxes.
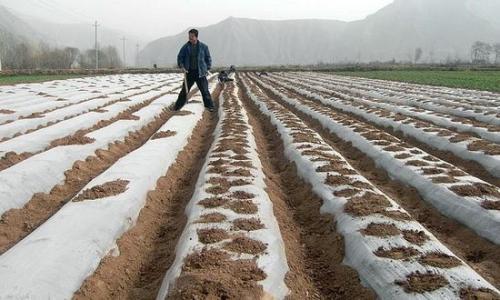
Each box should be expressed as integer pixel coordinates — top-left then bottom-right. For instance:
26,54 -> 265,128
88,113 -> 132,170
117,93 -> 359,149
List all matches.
140,0 -> 500,66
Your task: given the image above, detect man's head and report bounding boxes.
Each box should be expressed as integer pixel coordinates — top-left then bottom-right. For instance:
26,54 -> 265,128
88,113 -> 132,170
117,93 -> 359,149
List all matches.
188,29 -> 199,44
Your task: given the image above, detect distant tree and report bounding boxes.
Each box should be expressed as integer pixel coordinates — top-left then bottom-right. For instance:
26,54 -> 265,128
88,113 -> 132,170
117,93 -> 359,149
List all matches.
414,47 -> 423,63
102,46 -> 122,68
78,46 -> 122,69
494,43 -> 500,64
471,41 -> 492,64
63,47 -> 80,69
12,43 -> 35,69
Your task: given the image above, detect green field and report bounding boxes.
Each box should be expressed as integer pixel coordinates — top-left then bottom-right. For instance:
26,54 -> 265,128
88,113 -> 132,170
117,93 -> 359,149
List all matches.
0,74 -> 88,86
333,70 -> 500,93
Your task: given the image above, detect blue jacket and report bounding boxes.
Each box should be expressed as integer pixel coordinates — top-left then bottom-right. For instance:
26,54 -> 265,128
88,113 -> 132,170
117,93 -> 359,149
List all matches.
177,41 -> 212,77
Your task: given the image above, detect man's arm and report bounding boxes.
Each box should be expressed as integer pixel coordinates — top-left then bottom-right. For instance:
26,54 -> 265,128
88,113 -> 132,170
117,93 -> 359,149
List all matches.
205,45 -> 212,71
177,44 -> 186,69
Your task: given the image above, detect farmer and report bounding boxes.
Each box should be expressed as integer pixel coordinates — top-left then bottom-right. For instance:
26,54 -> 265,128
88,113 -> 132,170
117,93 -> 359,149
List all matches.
173,28 -> 215,112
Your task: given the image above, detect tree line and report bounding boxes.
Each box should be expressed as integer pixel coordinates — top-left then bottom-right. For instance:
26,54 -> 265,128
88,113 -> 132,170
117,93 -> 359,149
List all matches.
471,41 -> 500,64
0,39 -> 123,70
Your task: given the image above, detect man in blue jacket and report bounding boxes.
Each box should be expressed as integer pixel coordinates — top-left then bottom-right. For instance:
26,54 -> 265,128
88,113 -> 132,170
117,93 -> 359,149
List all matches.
174,28 -> 215,112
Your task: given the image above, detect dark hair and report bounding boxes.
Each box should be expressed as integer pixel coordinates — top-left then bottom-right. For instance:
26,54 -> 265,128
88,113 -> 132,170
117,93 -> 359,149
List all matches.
188,29 -> 199,37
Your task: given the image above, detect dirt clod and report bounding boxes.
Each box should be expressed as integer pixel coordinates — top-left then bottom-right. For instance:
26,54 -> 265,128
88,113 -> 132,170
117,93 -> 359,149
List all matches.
74,179 -> 129,201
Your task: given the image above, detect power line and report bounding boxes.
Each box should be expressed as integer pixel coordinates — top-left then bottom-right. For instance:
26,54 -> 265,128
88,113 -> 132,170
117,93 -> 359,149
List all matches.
36,0 -> 93,23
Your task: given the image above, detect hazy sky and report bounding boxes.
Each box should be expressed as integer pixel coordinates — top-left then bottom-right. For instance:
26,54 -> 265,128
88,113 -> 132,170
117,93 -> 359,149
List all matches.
0,0 -> 393,39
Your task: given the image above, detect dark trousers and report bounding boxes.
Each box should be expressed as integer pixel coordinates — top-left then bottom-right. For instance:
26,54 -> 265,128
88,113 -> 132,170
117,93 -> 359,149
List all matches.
174,70 -> 214,110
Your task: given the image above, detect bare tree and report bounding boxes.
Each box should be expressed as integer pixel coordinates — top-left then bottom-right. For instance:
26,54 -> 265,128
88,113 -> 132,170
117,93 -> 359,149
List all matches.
63,47 -> 80,69
78,46 -> 122,69
13,43 -> 35,69
494,43 -> 500,64
414,47 -> 423,63
471,41 -> 492,64
102,46 -> 122,68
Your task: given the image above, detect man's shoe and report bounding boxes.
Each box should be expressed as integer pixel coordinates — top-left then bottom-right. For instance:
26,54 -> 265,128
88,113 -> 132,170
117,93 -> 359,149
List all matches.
207,107 -> 215,112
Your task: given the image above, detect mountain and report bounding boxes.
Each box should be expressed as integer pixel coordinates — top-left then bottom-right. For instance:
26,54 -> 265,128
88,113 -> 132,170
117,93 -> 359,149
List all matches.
0,5 -> 42,69
18,15 -> 146,66
139,17 -> 347,67
0,5 -> 145,66
0,5 -> 43,42
139,0 -> 500,66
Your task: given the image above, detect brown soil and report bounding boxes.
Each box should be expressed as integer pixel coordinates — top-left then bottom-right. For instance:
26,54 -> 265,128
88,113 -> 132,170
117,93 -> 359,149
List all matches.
449,134 -> 471,143
232,154 -> 250,160
196,213 -> 227,223
197,228 -> 229,244
468,140 -> 500,156
316,161 -> 345,172
277,77 -> 500,188
406,160 -> 429,167
0,151 -> 34,171
232,218 -> 265,231
252,75 -> 500,288
334,188 -> 361,198
395,271 -> 449,293
482,200 -> 500,211
75,85 -> 221,299
198,197 -> 229,208
225,200 -> 259,214
0,108 -> 177,254
0,88 -> 173,169
231,191 -> 255,199
230,179 -> 253,186
380,210 -> 412,221
402,230 -> 430,246
450,183 -> 500,198
431,176 -> 459,184
419,252 -> 463,268
50,135 -> 95,147
223,236 -> 267,255
460,287 -> 500,300
344,192 -> 392,217
374,246 -> 421,260
422,155 -> 441,162
422,167 -> 445,175
230,160 -> 255,169
325,174 -> 354,186
24,112 -> 44,119
239,76 -> 375,299
73,179 -> 129,201
205,184 -> 230,195
119,113 -> 140,120
208,158 -> 230,167
151,130 -> 177,140
224,168 -> 253,177
0,109 -> 15,114
168,248 -> 265,299
361,223 -> 401,237
447,169 -> 468,177
383,145 -> 406,152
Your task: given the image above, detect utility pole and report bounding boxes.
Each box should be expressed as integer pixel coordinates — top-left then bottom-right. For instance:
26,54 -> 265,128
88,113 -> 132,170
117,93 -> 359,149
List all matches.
121,37 -> 127,68
135,43 -> 140,67
93,21 -> 99,70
